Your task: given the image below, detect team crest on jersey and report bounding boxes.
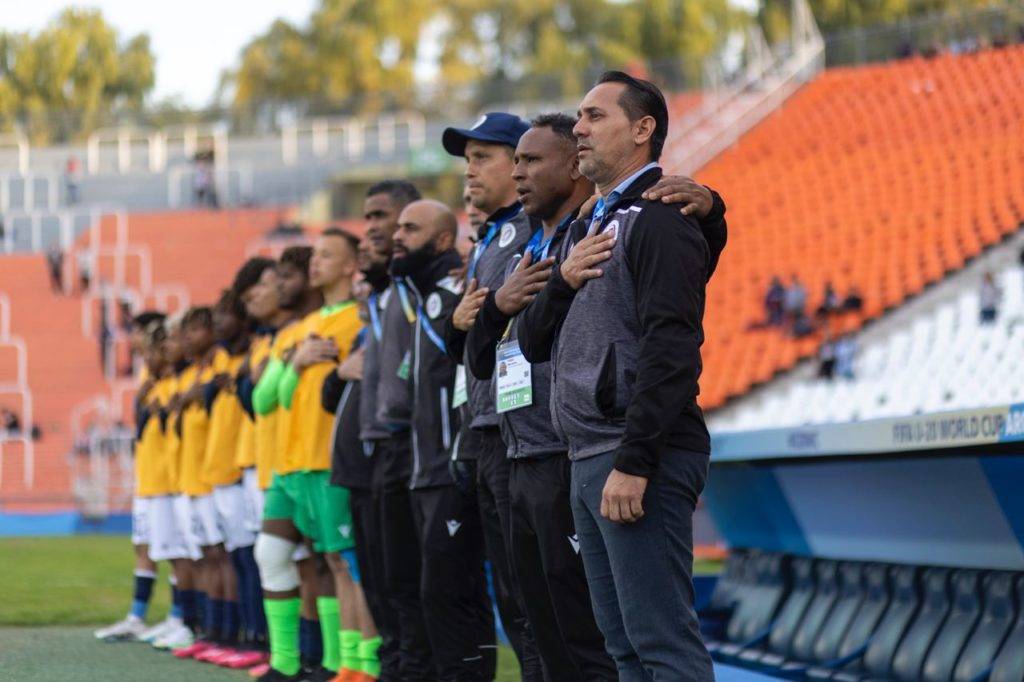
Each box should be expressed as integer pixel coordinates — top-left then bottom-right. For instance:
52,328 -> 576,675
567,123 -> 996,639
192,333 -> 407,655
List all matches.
437,275 -> 463,295
426,292 -> 443,319
498,223 -> 517,248
602,220 -> 619,240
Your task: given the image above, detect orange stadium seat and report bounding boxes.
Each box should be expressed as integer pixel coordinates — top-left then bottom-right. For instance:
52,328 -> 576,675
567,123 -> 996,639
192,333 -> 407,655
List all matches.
680,46 -> 1024,411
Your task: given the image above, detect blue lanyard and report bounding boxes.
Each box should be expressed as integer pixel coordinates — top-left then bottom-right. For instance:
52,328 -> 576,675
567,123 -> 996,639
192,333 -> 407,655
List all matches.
467,206 -> 522,282
368,292 -> 383,342
395,280 -> 417,323
417,307 -> 446,353
527,213 -> 573,262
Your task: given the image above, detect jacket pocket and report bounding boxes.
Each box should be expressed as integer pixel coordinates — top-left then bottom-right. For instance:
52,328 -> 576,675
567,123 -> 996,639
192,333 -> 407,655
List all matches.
595,342 -> 636,419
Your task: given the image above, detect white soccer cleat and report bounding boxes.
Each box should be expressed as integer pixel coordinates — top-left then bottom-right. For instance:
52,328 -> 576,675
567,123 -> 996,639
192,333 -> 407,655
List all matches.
93,614 -> 147,641
137,615 -> 178,643
151,621 -> 194,650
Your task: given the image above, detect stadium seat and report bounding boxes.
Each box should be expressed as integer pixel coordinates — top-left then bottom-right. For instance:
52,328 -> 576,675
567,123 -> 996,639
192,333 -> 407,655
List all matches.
833,564 -> 921,682
701,549 -> 752,642
890,568 -> 953,681
782,562 -> 867,675
952,571 -> 1016,682
713,553 -> 790,659
724,557 -> 815,665
989,575 -> 1024,682
920,569 -> 983,681
758,560 -> 840,669
805,563 -> 891,679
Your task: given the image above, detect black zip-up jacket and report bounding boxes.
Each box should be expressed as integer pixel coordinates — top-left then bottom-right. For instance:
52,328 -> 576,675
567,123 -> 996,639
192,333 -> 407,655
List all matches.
323,329 -> 373,491
408,249 -> 465,489
442,202 -> 537,430
375,278 -> 415,432
518,168 -> 727,478
359,279 -> 393,441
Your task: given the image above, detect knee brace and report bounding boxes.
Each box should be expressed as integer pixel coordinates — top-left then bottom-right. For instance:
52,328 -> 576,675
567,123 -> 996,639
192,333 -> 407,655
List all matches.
254,533 -> 300,592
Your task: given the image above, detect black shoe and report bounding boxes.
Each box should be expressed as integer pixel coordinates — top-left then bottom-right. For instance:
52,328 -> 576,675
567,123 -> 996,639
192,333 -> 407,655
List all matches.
299,667 -> 336,682
256,668 -> 303,682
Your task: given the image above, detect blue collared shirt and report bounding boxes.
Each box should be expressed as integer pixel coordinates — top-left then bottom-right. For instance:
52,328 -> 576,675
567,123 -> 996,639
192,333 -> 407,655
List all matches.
590,162 -> 660,231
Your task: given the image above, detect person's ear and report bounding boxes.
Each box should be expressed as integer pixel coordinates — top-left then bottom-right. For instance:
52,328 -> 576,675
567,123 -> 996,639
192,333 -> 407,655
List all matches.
633,115 -> 656,147
569,149 -> 582,181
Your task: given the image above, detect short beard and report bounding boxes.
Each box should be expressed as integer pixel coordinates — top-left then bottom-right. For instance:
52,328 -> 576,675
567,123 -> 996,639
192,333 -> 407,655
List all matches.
390,241 -> 437,278
578,155 -> 611,186
360,259 -> 391,291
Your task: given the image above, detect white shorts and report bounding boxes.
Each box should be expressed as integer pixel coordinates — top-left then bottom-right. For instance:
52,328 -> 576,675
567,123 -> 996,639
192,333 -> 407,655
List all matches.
131,497 -> 151,546
213,483 -> 257,551
147,495 -> 190,562
172,494 -> 222,559
242,468 -> 264,533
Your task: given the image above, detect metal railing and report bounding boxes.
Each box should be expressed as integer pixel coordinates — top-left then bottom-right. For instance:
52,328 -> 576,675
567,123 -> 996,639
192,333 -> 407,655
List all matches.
0,294 -> 35,490
0,172 -> 60,213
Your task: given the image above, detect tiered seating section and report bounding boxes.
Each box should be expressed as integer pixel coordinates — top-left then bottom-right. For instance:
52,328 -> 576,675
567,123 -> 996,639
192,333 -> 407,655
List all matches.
711,250 -> 1024,431
689,45 -> 1024,410
703,550 -> 1024,680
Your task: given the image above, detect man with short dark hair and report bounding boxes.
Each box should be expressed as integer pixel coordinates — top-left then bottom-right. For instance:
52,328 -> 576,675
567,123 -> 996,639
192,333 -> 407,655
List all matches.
441,112 -> 543,681
359,180 -> 437,682
521,71 -> 721,680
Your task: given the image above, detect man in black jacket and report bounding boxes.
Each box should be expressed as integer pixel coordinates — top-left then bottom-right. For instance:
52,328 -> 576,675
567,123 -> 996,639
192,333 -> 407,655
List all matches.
395,199 -> 495,682
360,180 -> 433,681
470,113 -> 727,680
518,72 -> 723,681
440,112 -> 542,680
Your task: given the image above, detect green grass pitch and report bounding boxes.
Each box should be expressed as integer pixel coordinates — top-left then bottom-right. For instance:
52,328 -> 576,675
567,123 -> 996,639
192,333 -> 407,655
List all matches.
0,535 -> 720,680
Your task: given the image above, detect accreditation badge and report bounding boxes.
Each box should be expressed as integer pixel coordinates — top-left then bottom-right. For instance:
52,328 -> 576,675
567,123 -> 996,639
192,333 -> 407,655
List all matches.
396,350 -> 411,381
495,340 -> 532,413
452,364 -> 468,408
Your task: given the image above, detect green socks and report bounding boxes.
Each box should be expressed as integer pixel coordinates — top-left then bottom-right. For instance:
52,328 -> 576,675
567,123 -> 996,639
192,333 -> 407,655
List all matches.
316,596 -> 341,672
265,597 -> 301,676
359,635 -> 382,677
340,629 -> 362,672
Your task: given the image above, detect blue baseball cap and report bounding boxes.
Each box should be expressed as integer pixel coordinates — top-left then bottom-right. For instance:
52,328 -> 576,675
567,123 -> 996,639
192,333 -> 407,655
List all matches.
442,112 -> 530,158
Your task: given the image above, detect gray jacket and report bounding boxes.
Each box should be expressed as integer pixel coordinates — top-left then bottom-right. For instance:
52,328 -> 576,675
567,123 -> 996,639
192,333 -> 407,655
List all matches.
374,281 -> 415,432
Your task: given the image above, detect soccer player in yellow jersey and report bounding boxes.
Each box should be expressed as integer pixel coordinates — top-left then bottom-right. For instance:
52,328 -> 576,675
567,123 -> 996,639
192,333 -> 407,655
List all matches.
172,306 -> 242,661
191,288 -> 257,665
253,231 -> 372,682
95,313 -> 172,643
253,246 -> 331,681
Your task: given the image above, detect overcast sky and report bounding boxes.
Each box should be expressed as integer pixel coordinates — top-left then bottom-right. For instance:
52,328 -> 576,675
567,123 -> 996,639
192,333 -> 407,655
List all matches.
0,0 -> 317,107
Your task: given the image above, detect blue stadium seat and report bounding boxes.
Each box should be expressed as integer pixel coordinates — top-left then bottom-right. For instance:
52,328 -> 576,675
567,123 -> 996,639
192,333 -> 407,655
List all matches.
805,563 -> 891,679
756,560 -> 840,670
953,571 -> 1016,682
702,549 -> 751,642
713,553 -> 789,659
921,569 -> 983,681
891,567 -> 953,681
726,558 -> 815,665
832,564 -> 921,681
778,562 -> 867,677
989,574 -> 1024,682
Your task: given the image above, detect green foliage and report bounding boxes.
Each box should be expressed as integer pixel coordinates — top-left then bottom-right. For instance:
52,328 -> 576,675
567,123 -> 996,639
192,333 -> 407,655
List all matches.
0,8 -> 155,143
223,0 -> 742,114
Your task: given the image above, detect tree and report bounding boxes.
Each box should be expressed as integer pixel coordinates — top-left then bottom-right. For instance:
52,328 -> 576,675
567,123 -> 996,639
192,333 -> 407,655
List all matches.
0,8 -> 155,143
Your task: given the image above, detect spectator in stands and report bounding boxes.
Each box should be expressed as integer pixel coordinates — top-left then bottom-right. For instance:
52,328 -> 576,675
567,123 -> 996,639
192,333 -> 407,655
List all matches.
784,274 -> 807,323
980,271 -> 1002,324
193,148 -> 218,209
816,281 -> 840,318
843,285 -> 864,312
46,244 -> 64,294
835,334 -> 857,379
764,276 -> 785,326
77,250 -> 93,293
792,311 -> 815,338
64,155 -> 81,205
818,336 -> 836,380
1,407 -> 20,434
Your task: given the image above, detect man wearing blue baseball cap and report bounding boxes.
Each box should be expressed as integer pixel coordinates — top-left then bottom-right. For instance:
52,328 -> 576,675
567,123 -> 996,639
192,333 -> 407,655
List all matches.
441,112 -> 544,681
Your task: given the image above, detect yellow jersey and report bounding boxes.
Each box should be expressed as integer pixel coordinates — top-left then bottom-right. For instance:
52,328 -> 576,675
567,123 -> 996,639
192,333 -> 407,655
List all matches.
267,319 -> 312,482
135,379 -> 176,497
279,302 -> 361,474
235,333 -> 272,472
177,352 -> 222,496
202,352 -> 245,487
